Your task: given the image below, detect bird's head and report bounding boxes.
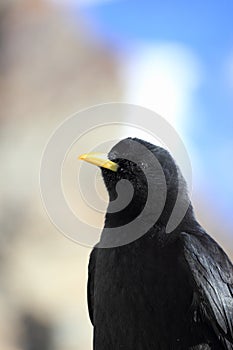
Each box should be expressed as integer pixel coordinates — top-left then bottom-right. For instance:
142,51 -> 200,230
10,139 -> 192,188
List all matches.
79,137 -> 191,242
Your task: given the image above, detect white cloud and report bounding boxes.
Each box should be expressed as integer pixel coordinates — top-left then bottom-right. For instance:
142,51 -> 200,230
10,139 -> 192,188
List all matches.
121,42 -> 202,135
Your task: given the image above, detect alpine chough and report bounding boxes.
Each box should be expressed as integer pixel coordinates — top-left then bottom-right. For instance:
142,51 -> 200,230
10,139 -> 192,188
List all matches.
79,137 -> 233,350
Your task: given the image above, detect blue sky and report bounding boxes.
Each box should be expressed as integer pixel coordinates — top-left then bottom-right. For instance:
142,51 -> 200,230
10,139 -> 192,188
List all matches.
80,1 -> 233,46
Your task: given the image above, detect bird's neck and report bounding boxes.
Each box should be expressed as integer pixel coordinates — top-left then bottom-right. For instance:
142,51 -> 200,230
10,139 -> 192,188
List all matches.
104,185 -> 198,235
104,187 -> 147,228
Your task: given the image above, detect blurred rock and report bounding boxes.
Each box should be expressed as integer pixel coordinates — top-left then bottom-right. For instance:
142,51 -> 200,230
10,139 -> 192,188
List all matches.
0,1 -> 121,349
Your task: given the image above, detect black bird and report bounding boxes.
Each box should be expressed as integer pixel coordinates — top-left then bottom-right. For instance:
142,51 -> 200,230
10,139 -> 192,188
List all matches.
79,137 -> 233,350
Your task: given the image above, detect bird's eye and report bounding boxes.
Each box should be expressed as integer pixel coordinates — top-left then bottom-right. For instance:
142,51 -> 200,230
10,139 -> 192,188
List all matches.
140,162 -> 147,169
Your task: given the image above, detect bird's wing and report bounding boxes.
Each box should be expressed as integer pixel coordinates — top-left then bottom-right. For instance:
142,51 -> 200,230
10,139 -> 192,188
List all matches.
182,232 -> 233,347
87,248 -> 97,326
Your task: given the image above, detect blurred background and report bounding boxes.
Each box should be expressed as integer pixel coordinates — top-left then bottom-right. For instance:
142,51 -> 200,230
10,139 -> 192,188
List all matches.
0,0 -> 232,349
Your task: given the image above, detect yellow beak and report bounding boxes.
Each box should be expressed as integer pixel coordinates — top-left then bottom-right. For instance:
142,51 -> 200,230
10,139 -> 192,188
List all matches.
79,152 -> 118,172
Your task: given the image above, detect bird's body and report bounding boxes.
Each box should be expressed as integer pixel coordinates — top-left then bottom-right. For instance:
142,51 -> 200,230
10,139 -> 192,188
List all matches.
83,138 -> 233,350
89,226 -> 233,349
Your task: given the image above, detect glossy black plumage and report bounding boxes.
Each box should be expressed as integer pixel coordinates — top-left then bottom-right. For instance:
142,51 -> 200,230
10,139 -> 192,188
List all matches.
87,138 -> 233,350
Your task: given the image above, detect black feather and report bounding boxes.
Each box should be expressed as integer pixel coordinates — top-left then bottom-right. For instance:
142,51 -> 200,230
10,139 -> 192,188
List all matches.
87,138 -> 233,350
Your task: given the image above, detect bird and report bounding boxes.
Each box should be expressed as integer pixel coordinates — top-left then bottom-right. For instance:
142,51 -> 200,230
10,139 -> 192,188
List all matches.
79,137 -> 233,350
